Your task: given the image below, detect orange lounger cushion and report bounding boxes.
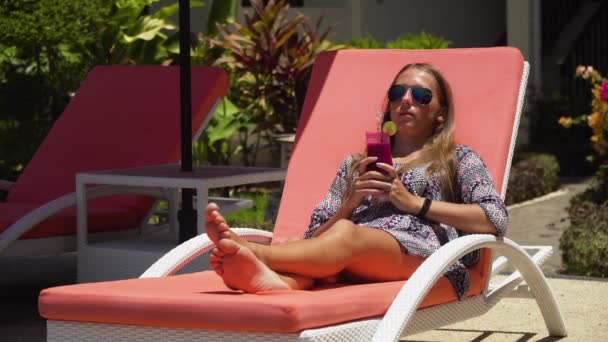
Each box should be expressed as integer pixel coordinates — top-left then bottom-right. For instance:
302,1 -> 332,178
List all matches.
39,270 -> 484,333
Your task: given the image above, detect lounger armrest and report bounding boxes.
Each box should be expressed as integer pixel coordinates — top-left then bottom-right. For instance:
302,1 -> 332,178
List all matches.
0,179 -> 14,193
0,185 -> 165,252
372,235 -> 567,341
140,228 -> 274,278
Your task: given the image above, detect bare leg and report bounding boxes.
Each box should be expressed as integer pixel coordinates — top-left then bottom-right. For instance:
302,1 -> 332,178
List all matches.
205,203 -> 423,288
257,219 -> 425,281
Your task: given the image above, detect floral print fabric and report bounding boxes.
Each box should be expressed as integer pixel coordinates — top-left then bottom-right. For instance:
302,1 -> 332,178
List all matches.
304,145 -> 508,300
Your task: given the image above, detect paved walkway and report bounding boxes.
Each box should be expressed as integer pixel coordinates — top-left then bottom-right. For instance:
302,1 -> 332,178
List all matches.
1,178 -> 604,341
505,179 -> 589,275
405,276 -> 608,341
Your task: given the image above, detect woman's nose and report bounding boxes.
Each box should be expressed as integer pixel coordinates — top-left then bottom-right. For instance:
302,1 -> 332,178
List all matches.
400,88 -> 413,105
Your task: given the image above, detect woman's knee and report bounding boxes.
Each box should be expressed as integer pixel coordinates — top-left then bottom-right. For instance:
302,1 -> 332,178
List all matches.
323,219 -> 364,250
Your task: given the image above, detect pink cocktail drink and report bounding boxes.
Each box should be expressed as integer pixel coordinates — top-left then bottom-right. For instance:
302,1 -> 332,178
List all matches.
366,131 -> 392,172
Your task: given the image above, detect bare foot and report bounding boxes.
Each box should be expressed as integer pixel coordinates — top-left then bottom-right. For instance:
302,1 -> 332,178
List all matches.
214,239 -> 290,293
205,203 -> 255,254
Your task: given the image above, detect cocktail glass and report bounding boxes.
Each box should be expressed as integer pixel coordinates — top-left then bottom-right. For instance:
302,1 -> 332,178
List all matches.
365,131 -> 392,172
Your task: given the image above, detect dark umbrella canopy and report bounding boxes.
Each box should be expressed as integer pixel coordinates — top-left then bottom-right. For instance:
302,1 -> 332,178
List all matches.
178,0 -> 196,242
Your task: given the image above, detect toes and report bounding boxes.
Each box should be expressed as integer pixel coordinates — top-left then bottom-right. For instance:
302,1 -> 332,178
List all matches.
213,213 -> 228,227
206,202 -> 219,212
218,238 -> 239,254
210,254 -> 222,263
211,262 -> 223,276
211,247 -> 226,257
218,222 -> 230,233
205,203 -> 220,221
211,211 -> 221,223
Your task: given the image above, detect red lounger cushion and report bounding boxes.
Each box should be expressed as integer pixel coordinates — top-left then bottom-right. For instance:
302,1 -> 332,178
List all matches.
3,66 -> 228,240
39,270 -> 484,333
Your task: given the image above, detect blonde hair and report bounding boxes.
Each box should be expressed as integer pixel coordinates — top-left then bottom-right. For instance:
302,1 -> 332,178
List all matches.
348,63 -> 459,202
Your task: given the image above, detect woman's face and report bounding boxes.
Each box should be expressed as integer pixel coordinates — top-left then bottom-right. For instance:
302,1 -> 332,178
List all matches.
389,68 -> 445,139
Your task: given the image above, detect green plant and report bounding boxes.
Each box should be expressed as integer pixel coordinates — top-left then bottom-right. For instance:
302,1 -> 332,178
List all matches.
505,153 -> 560,205
386,31 -> 451,49
223,191 -> 274,231
557,65 -> 608,276
346,32 -> 450,50
0,0 -> 186,181
0,0 -> 101,180
211,0 -> 340,165
348,36 -> 383,49
204,0 -> 237,37
559,164 -> 608,276
76,0 -> 196,66
559,201 -> 608,277
193,97 -> 251,165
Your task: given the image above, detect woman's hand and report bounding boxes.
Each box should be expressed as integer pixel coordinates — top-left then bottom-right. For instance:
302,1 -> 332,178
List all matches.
343,157 -> 393,210
376,163 -> 422,214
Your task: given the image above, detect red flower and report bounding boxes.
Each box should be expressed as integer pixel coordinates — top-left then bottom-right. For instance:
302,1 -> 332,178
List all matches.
601,80 -> 608,102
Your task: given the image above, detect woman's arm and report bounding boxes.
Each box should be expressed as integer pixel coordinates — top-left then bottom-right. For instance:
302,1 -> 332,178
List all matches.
395,193 -> 497,234
311,157 -> 394,237
376,156 -> 504,235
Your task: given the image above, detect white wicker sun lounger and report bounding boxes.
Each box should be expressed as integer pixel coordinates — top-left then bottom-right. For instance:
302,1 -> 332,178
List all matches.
40,48 -> 567,341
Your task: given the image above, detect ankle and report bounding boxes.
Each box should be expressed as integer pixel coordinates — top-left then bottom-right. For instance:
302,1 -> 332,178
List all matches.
250,243 -> 267,264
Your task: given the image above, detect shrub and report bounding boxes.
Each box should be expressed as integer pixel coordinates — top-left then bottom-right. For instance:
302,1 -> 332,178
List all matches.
348,36 -> 383,49
385,31 -> 451,49
505,153 -> 560,205
560,165 -> 608,276
346,32 -> 450,50
559,201 -> 608,277
0,0 -> 181,181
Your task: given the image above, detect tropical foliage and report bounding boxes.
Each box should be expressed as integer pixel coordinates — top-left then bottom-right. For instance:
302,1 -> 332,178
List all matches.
0,0 -> 182,182
205,0 -> 340,165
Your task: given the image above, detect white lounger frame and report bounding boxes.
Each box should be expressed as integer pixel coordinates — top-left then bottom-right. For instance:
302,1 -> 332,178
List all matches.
45,62 -> 568,341
46,230 -> 567,342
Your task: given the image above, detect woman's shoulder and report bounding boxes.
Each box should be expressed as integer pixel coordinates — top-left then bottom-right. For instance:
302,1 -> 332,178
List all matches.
455,144 -> 474,155
454,145 -> 484,163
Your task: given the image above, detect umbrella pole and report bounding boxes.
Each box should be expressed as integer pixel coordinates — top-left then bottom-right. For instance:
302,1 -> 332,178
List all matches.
178,0 -> 197,243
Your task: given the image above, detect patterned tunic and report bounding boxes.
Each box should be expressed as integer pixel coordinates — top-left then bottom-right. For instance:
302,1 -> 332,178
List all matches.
304,145 -> 508,300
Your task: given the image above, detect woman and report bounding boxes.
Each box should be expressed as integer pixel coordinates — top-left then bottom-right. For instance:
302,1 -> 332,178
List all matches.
205,63 -> 507,300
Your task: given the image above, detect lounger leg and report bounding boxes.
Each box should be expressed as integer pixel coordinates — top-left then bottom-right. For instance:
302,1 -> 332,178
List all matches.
497,243 -> 568,337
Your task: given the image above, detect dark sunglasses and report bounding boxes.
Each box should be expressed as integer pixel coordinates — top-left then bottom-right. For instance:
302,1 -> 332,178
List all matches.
388,84 -> 433,105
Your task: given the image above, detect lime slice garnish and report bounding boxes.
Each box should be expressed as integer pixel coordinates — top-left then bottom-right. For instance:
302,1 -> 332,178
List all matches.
382,121 -> 397,136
